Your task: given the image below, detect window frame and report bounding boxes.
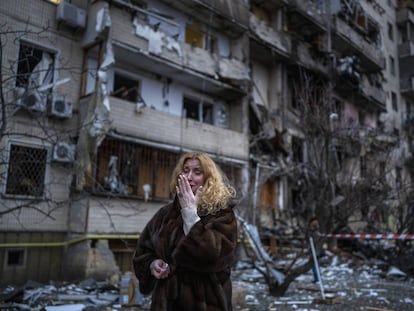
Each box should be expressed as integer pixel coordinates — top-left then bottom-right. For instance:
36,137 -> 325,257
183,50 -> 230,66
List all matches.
183,96 -> 214,125
16,40 -> 58,99
111,69 -> 141,103
391,91 -> 398,112
2,140 -> 51,199
3,248 -> 27,270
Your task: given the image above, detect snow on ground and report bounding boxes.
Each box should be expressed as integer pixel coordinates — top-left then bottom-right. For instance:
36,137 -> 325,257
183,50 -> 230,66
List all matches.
232,254 -> 414,311
1,252 -> 413,310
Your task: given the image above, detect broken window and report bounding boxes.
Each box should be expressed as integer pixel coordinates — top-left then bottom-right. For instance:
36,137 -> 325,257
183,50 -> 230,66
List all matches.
185,22 -> 218,53
389,56 -> 395,76
183,96 -> 214,125
291,136 -> 303,163
4,249 -> 26,269
287,73 -> 301,111
4,143 -> 48,198
95,138 -> 179,199
360,156 -> 367,178
396,166 -> 402,188
204,33 -> 218,54
112,72 -> 140,102
391,91 -> 398,111
388,22 -> 394,41
186,22 -> 203,48
16,42 -> 55,107
339,1 -> 381,45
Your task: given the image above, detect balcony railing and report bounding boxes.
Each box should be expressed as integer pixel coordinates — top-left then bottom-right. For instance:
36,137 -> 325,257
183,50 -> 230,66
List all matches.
292,40 -> 330,75
332,17 -> 385,72
287,0 -> 327,30
158,0 -> 249,34
399,41 -> 414,57
360,75 -> 386,110
401,76 -> 414,99
103,96 -> 249,161
397,7 -> 414,25
249,13 -> 291,59
107,9 -> 249,100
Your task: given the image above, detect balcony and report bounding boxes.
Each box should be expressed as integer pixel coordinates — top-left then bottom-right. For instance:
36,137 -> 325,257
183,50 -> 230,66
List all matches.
332,17 -> 385,72
359,75 -> 386,111
250,0 -> 289,10
286,0 -> 327,33
158,0 -> 249,37
399,41 -> 414,58
79,96 -> 249,162
106,9 -> 249,100
249,13 -> 291,62
397,7 -> 414,25
335,73 -> 386,112
401,76 -> 414,99
290,40 -> 330,75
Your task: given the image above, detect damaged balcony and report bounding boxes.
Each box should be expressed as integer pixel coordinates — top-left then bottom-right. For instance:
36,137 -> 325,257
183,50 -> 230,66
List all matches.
107,7 -> 249,101
158,0 -> 249,37
290,40 -> 330,75
400,76 -> 414,98
397,7 -> 414,100
249,13 -> 291,63
335,72 -> 386,113
112,42 -> 246,101
286,0 -> 328,33
78,96 -> 249,162
331,16 -> 385,72
251,0 -> 289,10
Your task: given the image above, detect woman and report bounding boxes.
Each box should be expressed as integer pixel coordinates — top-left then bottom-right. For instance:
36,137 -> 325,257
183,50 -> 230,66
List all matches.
133,151 -> 238,311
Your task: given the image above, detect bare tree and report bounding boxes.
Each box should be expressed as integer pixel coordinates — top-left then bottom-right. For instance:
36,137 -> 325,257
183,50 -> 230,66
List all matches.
244,67 -> 414,296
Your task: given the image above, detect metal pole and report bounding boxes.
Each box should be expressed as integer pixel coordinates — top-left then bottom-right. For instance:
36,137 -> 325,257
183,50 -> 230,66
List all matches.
310,236 -> 325,299
252,164 -> 260,226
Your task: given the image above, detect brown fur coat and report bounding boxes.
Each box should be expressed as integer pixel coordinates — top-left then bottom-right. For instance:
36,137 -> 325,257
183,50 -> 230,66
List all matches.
133,197 -> 238,311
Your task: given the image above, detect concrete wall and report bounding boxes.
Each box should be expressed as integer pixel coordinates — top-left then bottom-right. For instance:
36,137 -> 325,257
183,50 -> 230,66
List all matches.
107,96 -> 249,160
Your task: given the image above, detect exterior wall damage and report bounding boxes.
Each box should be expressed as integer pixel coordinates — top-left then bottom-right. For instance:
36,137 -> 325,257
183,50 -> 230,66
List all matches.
1,0 -> 413,287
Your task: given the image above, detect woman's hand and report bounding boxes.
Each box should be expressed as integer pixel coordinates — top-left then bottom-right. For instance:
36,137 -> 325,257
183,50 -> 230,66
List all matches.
150,259 -> 170,279
176,175 -> 202,209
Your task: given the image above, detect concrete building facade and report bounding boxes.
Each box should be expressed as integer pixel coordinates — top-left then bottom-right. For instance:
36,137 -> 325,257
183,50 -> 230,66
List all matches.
0,0 -> 412,286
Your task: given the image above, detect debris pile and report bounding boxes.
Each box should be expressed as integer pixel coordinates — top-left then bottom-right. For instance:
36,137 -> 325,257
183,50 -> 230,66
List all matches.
0,274 -> 148,311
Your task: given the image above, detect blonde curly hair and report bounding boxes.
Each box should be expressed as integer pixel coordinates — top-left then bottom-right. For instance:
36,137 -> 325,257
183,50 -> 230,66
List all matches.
170,151 -> 236,215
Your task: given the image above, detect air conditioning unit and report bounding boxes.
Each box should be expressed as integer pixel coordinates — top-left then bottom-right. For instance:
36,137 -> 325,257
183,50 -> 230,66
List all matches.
17,91 -> 47,112
48,96 -> 73,118
53,142 -> 76,163
56,1 -> 87,29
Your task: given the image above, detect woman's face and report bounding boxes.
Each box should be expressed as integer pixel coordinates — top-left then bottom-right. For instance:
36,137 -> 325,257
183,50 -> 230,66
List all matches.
182,158 -> 205,194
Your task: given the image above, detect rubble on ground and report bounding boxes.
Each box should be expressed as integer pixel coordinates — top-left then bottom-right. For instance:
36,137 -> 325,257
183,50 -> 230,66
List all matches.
1,243 -> 414,310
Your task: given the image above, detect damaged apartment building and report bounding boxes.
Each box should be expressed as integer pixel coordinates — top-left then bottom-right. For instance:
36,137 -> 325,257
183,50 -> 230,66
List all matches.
0,0 -> 413,286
